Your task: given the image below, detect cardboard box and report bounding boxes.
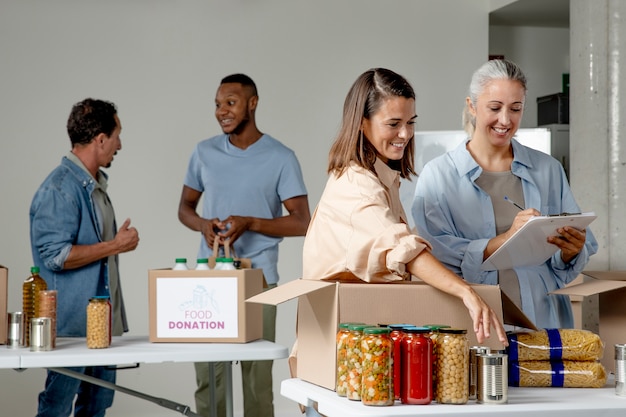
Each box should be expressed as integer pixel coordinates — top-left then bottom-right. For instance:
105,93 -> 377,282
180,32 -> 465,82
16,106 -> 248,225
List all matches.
248,279 -> 536,390
553,270 -> 626,372
148,268 -> 263,343
0,266 -> 7,344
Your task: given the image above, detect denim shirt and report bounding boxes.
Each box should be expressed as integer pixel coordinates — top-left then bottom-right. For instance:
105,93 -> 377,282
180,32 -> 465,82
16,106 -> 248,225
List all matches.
30,156 -> 126,337
412,139 -> 598,329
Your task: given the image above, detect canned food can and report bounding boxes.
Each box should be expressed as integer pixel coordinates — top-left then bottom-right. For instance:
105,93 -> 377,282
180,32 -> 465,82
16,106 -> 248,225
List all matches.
469,346 -> 490,400
7,312 -> 26,348
30,317 -> 53,352
615,344 -> 626,396
477,353 -> 508,404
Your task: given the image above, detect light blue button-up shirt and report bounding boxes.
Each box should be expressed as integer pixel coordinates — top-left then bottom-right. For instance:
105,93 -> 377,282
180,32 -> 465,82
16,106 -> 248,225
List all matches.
412,139 -> 598,329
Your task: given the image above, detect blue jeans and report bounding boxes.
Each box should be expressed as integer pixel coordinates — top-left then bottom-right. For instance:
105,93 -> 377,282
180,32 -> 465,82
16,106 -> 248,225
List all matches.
37,366 -> 116,417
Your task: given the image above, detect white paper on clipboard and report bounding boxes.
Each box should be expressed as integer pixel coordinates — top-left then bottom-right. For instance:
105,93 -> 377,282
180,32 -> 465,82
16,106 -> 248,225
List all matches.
481,212 -> 597,271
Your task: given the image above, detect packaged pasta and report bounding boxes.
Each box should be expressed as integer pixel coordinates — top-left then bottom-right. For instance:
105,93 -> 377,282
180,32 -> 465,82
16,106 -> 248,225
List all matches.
507,329 -> 604,362
509,360 -> 607,388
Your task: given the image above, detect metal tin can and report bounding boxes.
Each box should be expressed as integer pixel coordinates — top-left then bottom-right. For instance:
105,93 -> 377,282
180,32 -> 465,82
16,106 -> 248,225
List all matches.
7,312 -> 26,348
30,317 -> 53,352
477,353 -> 508,404
469,346 -> 490,400
615,344 -> 626,396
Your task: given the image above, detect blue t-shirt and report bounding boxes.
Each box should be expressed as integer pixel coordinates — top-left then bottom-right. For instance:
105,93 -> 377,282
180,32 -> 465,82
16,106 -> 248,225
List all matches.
184,134 -> 307,284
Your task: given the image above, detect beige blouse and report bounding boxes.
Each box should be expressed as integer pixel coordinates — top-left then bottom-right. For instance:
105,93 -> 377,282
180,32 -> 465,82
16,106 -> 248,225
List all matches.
302,158 -> 431,283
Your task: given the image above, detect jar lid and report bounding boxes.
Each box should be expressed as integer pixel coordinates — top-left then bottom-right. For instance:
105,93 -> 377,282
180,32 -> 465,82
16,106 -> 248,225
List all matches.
422,324 -> 452,330
403,326 -> 431,334
363,326 -> 391,335
439,327 -> 467,334
387,323 -> 414,330
348,323 -> 373,332
338,322 -> 365,330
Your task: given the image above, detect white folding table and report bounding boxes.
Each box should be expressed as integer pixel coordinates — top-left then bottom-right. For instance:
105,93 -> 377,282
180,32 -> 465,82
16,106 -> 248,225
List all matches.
1,335 -> 288,417
281,377 -> 626,417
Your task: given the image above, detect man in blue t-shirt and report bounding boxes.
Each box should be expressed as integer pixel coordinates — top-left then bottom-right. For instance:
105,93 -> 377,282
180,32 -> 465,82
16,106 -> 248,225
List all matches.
178,74 -> 310,417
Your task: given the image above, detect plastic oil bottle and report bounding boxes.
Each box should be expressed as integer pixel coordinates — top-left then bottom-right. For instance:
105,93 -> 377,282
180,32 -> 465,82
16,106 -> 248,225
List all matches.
23,266 -> 48,346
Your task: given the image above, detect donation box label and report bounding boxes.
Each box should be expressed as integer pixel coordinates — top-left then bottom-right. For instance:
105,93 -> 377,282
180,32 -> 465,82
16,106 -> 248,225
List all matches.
156,277 -> 239,338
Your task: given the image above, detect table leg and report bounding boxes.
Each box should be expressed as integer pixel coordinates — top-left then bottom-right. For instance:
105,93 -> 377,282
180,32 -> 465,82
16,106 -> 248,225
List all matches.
225,362 -> 233,417
208,363 -> 217,417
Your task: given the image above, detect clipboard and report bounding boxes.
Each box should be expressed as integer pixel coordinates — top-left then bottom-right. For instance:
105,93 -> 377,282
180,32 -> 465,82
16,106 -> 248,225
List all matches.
481,212 -> 597,271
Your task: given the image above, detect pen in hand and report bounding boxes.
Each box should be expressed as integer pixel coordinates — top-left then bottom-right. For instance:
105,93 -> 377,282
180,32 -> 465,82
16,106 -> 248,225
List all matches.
504,196 -> 525,211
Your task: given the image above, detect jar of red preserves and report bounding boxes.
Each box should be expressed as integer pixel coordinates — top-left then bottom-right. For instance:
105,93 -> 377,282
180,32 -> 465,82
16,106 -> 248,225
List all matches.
388,323 -> 411,400
401,326 -> 432,405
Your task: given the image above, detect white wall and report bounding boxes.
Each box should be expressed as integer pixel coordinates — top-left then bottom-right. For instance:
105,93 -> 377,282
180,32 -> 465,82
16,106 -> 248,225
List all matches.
489,25 -> 570,128
0,1 -> 491,416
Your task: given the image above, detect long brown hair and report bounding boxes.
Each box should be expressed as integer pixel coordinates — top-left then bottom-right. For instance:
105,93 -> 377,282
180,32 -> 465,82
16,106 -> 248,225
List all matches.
328,68 -> 416,179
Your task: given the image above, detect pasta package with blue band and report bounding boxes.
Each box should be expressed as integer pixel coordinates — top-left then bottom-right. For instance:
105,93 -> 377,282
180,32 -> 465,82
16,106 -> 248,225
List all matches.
507,328 -> 604,362
509,360 -> 606,388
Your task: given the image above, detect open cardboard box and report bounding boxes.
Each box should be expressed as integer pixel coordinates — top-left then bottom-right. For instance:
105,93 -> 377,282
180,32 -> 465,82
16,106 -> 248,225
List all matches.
248,279 -> 536,390
552,270 -> 626,372
148,268 -> 264,343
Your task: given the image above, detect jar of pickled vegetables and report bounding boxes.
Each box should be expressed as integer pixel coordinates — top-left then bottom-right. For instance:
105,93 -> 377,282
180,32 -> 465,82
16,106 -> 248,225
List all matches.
361,326 -> 394,406
435,328 -> 468,404
346,324 -> 371,400
388,323 -> 411,400
400,326 -> 432,405
336,322 -> 365,396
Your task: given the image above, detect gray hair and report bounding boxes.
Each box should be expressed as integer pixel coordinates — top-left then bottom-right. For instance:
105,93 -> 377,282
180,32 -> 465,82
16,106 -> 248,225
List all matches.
463,59 -> 528,136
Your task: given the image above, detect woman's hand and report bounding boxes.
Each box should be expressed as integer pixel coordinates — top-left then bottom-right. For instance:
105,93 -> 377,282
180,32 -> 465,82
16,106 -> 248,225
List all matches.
548,226 -> 586,264
408,251 -> 508,346
461,286 -> 508,346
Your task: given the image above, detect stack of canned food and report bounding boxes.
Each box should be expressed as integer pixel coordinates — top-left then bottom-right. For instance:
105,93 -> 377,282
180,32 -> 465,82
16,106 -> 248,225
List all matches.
335,322 -> 507,407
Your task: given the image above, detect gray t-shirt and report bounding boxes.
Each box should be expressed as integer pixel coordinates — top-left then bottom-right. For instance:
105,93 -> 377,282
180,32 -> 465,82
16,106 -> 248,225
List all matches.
67,152 -> 123,335
475,170 -> 523,309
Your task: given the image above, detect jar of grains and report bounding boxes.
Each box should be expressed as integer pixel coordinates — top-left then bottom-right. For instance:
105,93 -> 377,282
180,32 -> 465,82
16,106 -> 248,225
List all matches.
423,324 -> 451,395
346,323 -> 372,400
86,296 -> 111,349
360,326 -> 394,406
435,328 -> 469,404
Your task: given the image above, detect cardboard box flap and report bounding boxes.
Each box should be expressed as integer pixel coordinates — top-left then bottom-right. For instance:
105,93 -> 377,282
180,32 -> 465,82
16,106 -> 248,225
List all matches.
246,278 -> 334,305
500,289 -> 538,330
552,278 -> 626,297
581,270 -> 626,282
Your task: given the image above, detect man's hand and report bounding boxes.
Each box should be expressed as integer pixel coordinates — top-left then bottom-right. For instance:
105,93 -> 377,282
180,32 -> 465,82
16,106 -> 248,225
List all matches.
114,218 -> 139,253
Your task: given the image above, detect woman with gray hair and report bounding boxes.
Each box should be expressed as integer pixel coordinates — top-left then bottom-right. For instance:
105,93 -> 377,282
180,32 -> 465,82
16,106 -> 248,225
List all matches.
413,59 -> 597,329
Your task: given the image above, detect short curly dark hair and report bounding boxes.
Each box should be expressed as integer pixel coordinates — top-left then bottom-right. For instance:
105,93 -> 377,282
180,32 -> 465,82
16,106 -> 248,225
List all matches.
67,98 -> 117,146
